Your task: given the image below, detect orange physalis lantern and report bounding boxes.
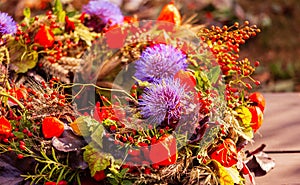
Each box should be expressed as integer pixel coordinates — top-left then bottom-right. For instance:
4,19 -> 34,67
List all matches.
42,117 -> 64,139
0,116 -> 12,138
157,1 -> 181,26
210,138 -> 238,167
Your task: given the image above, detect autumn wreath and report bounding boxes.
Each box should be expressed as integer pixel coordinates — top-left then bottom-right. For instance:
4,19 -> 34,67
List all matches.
0,0 -> 272,184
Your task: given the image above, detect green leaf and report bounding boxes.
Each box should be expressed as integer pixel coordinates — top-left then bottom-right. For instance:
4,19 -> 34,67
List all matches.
107,178 -> 119,185
102,119 -> 117,127
23,8 -> 31,18
57,11 -> 66,23
13,51 -> 38,73
197,125 -> 220,158
69,116 -> 99,136
119,168 -> 129,177
13,131 -> 24,139
53,0 -> 65,23
66,11 -> 77,17
52,28 -> 63,35
83,144 -> 113,176
207,66 -> 221,85
195,70 -> 211,91
54,0 -> 63,13
91,124 -> 105,148
74,23 -> 98,46
121,180 -> 133,185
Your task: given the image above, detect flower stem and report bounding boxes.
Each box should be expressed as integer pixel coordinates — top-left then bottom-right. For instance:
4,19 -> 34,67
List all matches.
0,91 -> 25,109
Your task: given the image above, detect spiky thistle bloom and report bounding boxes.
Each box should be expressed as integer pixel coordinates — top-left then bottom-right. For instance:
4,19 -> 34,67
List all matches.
0,12 -> 17,36
134,44 -> 187,82
82,0 -> 123,32
139,78 -> 199,129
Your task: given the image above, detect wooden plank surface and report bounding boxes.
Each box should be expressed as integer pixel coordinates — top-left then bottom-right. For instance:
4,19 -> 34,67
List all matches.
255,153 -> 300,185
247,92 -> 300,151
246,93 -> 300,184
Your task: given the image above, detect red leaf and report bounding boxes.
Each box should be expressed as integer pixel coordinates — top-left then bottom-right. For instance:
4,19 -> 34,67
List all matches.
241,162 -> 256,184
65,16 -> 75,33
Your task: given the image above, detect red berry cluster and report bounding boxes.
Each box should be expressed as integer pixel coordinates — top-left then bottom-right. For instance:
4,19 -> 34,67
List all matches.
12,10 -> 94,67
199,21 -> 261,77
17,78 -> 67,110
198,21 -> 262,107
93,100 -> 126,124
0,115 -> 33,159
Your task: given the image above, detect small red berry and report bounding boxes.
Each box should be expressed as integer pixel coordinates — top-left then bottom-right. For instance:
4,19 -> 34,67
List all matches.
57,180 -> 68,185
58,94 -> 65,99
46,10 -> 52,16
255,80 -> 261,86
144,167 -> 151,174
246,83 -> 252,89
3,138 -> 9,143
17,154 -> 24,159
152,164 -> 160,170
20,144 -> 26,150
131,85 -> 137,90
254,61 -> 260,67
110,125 -> 117,131
32,46 -> 38,51
27,132 -> 33,137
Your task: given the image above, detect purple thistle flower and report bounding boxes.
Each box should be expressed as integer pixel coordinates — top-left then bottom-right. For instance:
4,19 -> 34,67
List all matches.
134,44 -> 187,82
82,0 -> 123,32
139,78 -> 186,125
0,12 -> 17,36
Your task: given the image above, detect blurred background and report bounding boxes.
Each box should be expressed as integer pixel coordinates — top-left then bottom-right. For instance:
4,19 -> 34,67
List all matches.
1,0 -> 299,92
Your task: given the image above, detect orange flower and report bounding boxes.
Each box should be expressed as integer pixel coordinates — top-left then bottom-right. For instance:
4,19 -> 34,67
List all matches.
157,1 -> 181,26
34,25 -> 55,47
